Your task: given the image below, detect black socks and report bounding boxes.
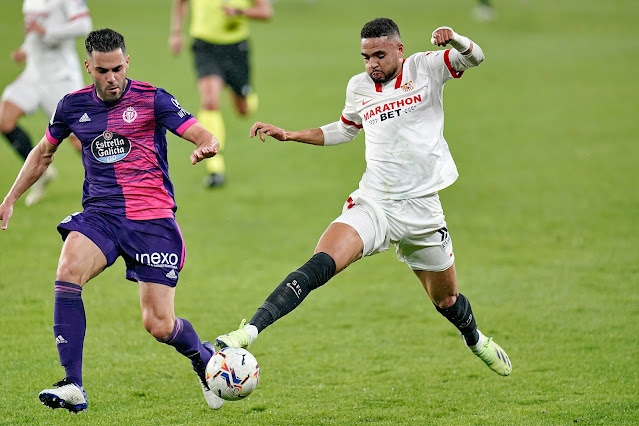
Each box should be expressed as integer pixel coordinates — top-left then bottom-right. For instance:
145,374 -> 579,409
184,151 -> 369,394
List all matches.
435,293 -> 480,346
250,252 -> 336,332
3,126 -> 33,160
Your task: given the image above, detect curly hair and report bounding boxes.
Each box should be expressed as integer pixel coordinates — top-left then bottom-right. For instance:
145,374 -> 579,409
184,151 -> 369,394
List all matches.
360,18 -> 401,40
85,28 -> 126,56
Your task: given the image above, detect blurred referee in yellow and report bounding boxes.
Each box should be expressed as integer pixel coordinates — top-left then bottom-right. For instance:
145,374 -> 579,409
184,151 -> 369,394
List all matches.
169,0 -> 273,187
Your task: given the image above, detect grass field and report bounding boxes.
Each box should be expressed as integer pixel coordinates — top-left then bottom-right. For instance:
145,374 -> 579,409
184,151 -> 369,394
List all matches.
1,0 -> 638,424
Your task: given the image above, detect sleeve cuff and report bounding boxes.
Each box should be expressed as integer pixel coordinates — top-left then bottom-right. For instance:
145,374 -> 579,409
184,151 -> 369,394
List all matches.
176,117 -> 198,135
45,128 -> 60,145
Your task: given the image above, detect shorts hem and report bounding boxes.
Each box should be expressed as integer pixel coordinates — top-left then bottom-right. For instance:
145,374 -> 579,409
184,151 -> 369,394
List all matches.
407,255 -> 455,273
126,272 -> 178,287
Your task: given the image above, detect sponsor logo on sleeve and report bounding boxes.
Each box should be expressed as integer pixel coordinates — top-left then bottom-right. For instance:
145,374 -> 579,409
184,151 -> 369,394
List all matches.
91,131 -> 132,163
171,97 -> 191,118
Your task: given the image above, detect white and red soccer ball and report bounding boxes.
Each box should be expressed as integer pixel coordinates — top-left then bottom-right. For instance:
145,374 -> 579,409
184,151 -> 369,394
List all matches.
206,347 -> 260,400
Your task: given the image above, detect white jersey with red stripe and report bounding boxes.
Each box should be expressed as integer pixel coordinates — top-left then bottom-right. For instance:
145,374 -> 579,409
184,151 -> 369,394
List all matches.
339,49 -> 467,200
21,0 -> 90,82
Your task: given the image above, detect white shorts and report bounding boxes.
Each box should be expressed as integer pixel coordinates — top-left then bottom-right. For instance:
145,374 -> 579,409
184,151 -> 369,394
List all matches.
332,189 -> 454,272
1,71 -> 83,117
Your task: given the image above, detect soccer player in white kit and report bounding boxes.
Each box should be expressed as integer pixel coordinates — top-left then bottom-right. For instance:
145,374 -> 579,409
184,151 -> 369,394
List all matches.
0,0 -> 92,205
216,18 -> 512,377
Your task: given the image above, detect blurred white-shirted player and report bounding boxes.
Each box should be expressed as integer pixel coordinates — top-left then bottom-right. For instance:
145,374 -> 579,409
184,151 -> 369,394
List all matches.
216,18 -> 512,379
0,0 -> 92,205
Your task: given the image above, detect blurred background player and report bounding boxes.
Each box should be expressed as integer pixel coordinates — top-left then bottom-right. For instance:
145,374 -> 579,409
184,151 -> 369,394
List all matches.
0,28 -> 223,412
474,0 -> 496,22
0,0 -> 92,205
169,0 -> 273,188
216,19 -> 512,378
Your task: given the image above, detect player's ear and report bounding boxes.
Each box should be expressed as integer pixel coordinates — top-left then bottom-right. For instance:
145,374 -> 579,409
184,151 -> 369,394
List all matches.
84,59 -> 90,73
398,42 -> 404,57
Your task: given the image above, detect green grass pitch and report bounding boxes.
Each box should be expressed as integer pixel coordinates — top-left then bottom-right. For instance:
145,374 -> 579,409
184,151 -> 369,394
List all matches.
1,0 -> 638,424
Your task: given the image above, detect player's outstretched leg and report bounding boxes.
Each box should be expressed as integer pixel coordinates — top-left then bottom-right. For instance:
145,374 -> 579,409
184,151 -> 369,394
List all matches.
216,252 -> 336,349
199,109 -> 226,188
25,165 -> 57,206
191,341 -> 224,409
435,293 -> 511,376
41,281 -> 87,412
157,318 -> 224,409
2,125 -> 33,161
38,378 -> 88,413
215,319 -> 257,349
468,330 -> 512,376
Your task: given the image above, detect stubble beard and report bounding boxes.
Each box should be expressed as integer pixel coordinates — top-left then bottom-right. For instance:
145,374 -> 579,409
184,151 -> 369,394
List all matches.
98,81 -> 125,102
369,65 -> 398,84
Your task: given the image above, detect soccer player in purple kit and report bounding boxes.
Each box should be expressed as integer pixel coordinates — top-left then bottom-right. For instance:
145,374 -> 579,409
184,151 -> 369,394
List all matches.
0,29 -> 225,412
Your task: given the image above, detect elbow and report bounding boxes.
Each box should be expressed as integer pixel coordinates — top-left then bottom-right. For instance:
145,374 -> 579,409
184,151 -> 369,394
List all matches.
470,43 -> 485,66
470,55 -> 484,67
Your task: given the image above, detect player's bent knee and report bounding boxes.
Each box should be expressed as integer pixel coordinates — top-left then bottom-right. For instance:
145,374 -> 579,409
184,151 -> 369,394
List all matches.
56,262 -> 88,286
0,121 -> 17,135
0,104 -> 22,133
142,315 -> 174,340
433,295 -> 457,310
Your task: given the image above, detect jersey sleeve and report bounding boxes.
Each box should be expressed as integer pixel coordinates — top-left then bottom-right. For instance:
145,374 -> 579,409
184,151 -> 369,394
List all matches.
63,0 -> 91,20
154,89 -> 198,136
340,76 -> 363,129
418,49 -> 464,85
45,97 -> 72,145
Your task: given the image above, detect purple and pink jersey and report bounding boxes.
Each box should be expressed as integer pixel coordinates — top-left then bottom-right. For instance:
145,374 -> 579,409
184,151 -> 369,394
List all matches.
46,79 -> 197,220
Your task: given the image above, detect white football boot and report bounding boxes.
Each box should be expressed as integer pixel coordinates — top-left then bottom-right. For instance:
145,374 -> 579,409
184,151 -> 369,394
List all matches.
38,378 -> 88,413
191,341 -> 224,409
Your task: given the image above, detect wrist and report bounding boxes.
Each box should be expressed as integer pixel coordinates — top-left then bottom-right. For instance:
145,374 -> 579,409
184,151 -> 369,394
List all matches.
450,32 -> 472,54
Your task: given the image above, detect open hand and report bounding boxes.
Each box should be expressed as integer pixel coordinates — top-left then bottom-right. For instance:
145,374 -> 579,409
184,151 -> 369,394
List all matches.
250,121 -> 287,142
0,201 -> 14,230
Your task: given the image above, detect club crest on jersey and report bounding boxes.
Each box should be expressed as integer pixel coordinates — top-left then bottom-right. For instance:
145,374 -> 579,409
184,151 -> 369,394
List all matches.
91,131 -> 132,163
122,106 -> 137,123
401,80 -> 414,92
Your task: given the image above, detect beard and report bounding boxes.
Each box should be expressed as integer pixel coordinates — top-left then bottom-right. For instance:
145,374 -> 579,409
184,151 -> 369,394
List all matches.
97,81 -> 125,102
369,65 -> 398,84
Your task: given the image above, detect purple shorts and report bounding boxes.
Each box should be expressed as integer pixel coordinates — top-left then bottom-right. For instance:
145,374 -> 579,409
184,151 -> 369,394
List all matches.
57,210 -> 185,287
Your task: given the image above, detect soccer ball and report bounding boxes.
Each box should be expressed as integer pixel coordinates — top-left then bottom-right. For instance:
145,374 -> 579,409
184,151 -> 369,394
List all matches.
206,347 -> 260,400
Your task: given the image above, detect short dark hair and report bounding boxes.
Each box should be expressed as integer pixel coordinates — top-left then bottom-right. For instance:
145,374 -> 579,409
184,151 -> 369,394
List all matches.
85,28 -> 126,56
361,18 -> 401,40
